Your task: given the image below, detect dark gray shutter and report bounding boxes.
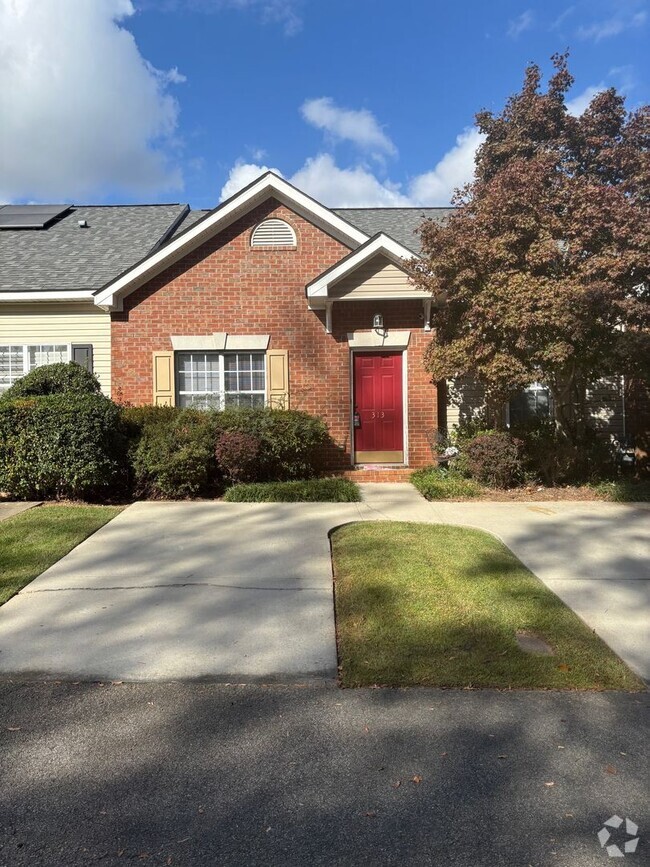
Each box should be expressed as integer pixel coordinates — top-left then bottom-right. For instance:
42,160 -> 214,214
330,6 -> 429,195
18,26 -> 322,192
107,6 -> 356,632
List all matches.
71,344 -> 93,372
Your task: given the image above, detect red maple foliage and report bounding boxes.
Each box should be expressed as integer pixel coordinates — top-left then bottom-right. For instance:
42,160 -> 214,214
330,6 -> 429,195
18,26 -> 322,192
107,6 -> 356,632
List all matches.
411,54 -> 649,443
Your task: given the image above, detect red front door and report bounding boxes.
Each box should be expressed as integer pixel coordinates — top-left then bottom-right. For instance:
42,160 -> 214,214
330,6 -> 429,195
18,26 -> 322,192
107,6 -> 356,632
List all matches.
353,352 -> 404,463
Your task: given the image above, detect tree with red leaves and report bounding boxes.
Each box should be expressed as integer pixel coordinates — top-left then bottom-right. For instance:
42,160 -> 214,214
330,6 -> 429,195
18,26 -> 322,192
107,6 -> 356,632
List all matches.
411,54 -> 649,444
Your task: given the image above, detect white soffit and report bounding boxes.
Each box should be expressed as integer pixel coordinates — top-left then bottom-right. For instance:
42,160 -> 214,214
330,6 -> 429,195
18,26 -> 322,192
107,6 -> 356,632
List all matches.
94,172 -> 369,310
306,233 -> 420,298
347,330 -> 411,349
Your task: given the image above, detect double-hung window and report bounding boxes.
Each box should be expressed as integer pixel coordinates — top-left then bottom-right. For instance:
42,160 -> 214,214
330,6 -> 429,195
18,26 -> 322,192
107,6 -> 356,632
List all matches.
0,344 -> 69,392
508,382 -> 552,426
176,352 -> 266,409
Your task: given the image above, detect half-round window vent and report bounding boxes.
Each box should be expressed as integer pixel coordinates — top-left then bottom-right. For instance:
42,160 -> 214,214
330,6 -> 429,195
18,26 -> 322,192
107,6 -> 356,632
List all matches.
251,218 -> 296,247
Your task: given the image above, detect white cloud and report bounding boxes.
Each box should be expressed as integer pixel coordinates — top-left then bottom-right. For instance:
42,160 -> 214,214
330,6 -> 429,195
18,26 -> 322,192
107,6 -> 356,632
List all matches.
219,154 -> 409,206
300,97 -> 397,156
153,0 -> 303,36
0,0 -> 184,202
408,128 -> 484,205
219,128 -> 483,208
566,84 -> 605,116
219,161 -> 283,201
578,8 -> 646,42
291,155 -> 409,206
507,9 -> 534,38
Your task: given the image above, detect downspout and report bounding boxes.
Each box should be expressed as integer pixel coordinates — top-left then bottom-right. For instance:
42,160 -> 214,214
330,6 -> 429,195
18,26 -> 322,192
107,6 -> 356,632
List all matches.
621,374 -> 627,440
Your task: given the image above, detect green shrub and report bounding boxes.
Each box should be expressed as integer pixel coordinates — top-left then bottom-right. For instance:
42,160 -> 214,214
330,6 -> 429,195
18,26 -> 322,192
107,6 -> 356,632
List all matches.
0,393 -> 125,500
411,466 -> 482,500
1,362 -> 101,399
212,408 -> 330,480
131,408 -> 216,498
512,420 -> 615,485
223,478 -> 361,503
590,479 -> 650,502
464,431 -> 524,488
215,430 -> 261,483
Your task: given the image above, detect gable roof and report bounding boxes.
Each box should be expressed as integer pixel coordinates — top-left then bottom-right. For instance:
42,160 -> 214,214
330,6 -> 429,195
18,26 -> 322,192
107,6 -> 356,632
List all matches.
94,172 -> 370,310
333,207 -> 454,254
306,233 -> 423,300
0,204 -> 188,298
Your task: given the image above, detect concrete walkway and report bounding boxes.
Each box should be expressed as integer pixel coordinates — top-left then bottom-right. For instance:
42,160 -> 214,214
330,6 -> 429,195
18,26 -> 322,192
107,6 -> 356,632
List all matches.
0,487 -> 647,681
0,501 -> 41,521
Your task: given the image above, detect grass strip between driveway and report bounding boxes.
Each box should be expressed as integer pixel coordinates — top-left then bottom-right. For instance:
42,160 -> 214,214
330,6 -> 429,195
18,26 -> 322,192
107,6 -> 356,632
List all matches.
0,504 -> 122,607
332,522 -> 643,691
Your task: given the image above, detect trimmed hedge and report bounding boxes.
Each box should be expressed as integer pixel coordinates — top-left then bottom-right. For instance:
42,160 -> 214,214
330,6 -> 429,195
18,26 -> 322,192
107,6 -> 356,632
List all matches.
0,393 -> 125,500
125,406 -> 331,498
131,408 -> 217,499
223,478 -> 361,503
411,466 -> 482,500
1,362 -> 101,399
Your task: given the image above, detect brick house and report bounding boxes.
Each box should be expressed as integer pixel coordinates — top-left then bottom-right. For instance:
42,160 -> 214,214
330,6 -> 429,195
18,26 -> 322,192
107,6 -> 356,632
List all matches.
0,172 -> 447,470
1,172 -> 640,473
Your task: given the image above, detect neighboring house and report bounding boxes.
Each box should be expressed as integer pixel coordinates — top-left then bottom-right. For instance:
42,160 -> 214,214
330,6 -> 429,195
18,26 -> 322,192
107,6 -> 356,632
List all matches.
0,172 -> 639,472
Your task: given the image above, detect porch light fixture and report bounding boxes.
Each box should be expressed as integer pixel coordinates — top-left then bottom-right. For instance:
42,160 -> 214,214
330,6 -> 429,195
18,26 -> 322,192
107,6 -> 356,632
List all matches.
372,313 -> 384,330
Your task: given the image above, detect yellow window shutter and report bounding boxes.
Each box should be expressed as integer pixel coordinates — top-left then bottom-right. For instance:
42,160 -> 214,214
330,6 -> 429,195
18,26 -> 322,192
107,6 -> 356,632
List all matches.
267,349 -> 289,409
152,352 -> 175,406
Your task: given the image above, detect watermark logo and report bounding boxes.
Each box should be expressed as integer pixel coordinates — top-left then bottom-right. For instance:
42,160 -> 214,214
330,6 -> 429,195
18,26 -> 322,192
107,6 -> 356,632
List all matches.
597,815 -> 640,858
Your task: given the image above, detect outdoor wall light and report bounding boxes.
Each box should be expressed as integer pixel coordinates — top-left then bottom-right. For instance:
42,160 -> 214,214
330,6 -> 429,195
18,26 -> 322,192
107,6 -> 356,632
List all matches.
372,313 -> 384,330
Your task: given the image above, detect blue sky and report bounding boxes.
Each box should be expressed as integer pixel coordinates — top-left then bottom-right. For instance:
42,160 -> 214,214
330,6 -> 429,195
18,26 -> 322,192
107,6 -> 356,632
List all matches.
1,0 -> 647,208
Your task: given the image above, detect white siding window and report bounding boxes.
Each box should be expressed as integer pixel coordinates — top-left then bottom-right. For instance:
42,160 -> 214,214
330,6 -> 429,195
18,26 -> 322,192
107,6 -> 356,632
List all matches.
0,343 -> 69,392
176,352 -> 266,409
508,382 -> 553,426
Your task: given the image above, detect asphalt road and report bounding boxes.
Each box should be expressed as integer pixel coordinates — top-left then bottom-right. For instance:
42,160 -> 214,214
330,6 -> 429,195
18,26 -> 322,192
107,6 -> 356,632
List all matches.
1,682 -> 647,867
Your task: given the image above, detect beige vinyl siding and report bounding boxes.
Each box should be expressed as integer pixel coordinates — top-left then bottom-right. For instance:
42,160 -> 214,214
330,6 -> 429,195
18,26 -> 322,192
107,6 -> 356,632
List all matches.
446,377 -> 487,432
586,377 -> 624,436
0,302 -> 111,395
330,254 -> 424,299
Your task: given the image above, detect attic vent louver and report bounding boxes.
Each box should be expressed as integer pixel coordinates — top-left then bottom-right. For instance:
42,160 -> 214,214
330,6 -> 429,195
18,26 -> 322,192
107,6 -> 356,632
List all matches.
251,218 -> 296,247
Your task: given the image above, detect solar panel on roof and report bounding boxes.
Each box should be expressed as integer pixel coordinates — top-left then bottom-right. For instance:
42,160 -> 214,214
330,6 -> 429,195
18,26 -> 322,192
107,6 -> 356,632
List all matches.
0,204 -> 71,229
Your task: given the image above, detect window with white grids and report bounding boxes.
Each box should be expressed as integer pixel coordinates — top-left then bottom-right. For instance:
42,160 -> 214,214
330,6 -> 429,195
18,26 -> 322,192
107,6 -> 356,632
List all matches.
176,352 -> 266,409
0,344 -> 69,392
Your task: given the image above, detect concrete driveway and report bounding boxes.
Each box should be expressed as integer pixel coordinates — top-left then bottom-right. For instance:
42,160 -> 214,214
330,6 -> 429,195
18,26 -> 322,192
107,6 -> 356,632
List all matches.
0,488 -> 647,681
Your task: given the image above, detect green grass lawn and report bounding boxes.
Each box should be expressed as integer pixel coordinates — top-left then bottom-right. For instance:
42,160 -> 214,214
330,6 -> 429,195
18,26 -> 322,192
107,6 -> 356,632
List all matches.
332,522 -> 643,690
0,504 -> 122,607
223,478 -> 361,502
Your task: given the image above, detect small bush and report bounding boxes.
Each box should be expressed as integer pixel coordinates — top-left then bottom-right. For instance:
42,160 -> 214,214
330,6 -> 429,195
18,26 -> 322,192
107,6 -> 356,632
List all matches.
132,409 -> 216,498
223,478 -> 361,503
0,393 -> 125,500
215,430 -> 261,484
411,466 -> 482,500
513,420 -> 616,485
590,479 -> 650,502
1,362 -> 101,399
213,408 -> 330,480
464,431 -> 524,488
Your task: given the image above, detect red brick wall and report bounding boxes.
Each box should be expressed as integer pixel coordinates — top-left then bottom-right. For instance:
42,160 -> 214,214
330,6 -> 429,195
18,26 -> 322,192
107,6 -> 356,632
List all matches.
111,198 -> 438,468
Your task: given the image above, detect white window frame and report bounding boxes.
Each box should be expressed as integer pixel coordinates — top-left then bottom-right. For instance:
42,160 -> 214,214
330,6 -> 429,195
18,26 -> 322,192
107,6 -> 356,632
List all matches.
175,351 -> 266,409
0,343 -> 71,392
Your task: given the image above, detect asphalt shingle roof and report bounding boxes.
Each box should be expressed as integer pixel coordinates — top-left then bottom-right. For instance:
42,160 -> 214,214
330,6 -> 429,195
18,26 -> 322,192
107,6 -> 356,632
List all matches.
333,207 -> 454,254
0,204 -> 188,292
0,201 -> 453,294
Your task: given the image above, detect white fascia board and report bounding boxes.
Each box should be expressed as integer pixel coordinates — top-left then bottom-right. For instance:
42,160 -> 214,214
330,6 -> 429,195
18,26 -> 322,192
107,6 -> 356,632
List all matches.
0,291 -> 95,302
306,233 -> 420,298
94,172 -> 370,310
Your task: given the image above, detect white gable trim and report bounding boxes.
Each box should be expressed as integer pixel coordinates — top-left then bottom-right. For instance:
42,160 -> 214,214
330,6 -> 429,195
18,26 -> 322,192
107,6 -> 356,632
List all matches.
94,172 -> 369,310
306,233 -> 420,299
